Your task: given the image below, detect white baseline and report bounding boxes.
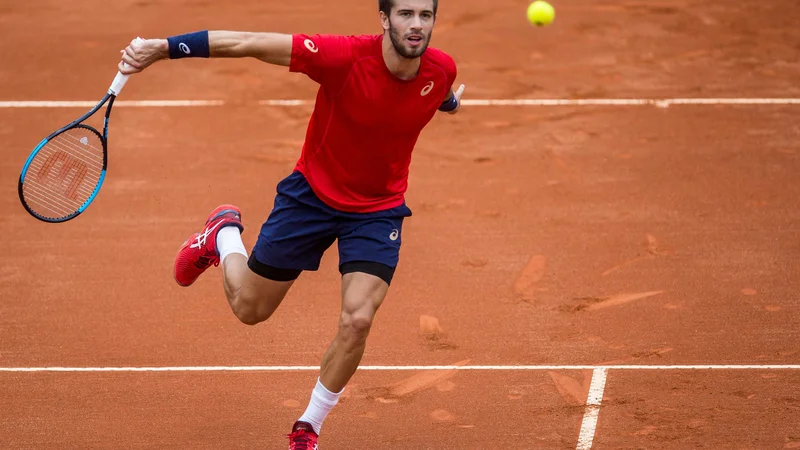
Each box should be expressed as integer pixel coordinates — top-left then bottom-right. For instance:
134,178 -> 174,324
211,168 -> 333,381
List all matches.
0,98 -> 799,108
0,364 -> 799,372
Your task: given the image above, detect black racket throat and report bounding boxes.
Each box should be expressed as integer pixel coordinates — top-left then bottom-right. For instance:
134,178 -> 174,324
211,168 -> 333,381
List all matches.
74,94 -> 116,130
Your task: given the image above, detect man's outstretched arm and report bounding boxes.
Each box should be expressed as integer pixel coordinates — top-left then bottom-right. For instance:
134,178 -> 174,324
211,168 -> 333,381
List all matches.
118,31 -> 293,74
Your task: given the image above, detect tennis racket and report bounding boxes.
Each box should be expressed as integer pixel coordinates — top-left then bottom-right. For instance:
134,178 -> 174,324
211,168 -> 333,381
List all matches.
18,38 -> 143,223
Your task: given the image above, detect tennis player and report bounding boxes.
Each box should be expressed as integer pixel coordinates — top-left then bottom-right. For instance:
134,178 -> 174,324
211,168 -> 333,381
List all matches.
119,0 -> 463,447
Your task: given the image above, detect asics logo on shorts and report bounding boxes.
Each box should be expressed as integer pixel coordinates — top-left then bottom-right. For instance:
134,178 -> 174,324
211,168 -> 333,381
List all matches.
389,229 -> 399,241
304,39 -> 319,53
420,81 -> 434,96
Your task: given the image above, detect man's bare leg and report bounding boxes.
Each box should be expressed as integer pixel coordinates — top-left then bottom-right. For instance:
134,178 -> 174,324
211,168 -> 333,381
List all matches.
295,272 -> 389,434
216,227 -> 295,325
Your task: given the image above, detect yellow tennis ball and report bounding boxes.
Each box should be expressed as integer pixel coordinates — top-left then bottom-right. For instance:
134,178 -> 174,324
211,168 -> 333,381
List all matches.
527,1 -> 555,26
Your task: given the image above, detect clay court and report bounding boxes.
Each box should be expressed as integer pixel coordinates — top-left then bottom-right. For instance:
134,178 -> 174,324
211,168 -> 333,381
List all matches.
2,0 -> 799,448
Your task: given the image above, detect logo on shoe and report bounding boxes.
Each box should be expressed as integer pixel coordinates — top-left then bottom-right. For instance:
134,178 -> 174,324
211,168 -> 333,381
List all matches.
190,220 -> 225,250
389,229 -> 399,241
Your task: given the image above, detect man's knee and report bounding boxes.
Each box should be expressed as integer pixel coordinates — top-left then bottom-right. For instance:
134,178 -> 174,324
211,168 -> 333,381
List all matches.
232,301 -> 266,325
230,295 -> 270,325
337,271 -> 390,342
338,313 -> 374,341
229,280 -> 292,326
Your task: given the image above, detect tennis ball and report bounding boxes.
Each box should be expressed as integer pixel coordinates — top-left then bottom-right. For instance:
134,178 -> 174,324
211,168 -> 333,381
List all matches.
527,1 -> 555,27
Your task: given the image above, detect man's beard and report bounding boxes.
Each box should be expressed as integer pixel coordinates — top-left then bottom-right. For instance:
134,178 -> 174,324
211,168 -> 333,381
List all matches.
388,22 -> 431,59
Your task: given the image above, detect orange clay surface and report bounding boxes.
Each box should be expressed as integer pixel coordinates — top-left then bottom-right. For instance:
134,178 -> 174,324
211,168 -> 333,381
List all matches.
1,0 -> 799,448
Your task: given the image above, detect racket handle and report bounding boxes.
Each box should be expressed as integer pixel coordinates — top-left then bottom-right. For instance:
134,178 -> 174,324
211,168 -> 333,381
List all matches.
108,37 -> 144,96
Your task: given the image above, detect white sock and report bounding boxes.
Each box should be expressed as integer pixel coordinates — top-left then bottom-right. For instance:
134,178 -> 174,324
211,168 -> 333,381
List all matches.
216,226 -> 247,263
297,378 -> 343,435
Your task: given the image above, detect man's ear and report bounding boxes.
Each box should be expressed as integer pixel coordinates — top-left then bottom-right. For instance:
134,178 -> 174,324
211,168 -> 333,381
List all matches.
380,11 -> 391,32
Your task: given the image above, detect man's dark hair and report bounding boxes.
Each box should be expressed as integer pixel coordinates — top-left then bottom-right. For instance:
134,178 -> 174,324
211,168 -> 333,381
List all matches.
379,0 -> 438,16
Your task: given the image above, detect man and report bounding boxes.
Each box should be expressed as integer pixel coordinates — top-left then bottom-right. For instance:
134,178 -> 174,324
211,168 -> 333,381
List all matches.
119,0 -> 464,447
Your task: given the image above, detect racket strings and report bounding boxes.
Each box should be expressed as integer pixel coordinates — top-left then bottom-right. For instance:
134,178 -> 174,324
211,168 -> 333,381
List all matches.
33,139 -> 103,179
22,128 -> 105,219
29,135 -> 102,196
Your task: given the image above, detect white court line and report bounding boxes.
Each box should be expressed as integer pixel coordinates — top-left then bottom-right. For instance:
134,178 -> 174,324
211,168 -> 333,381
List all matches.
1,364 -> 799,372
0,98 -> 799,108
0,100 -> 225,108
576,368 -> 609,450
462,98 -> 800,106
260,99 -> 311,106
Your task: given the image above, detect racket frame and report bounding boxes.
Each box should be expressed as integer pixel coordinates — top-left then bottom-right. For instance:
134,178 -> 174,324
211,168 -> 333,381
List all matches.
18,37 -> 141,223
17,37 -> 143,223
18,93 -> 117,223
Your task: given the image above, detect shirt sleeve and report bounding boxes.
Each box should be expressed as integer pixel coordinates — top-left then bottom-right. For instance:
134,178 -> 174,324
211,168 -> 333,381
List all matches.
289,34 -> 355,91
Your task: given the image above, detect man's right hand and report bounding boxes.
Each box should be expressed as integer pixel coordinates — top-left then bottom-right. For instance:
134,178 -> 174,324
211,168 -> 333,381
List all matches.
118,38 -> 169,75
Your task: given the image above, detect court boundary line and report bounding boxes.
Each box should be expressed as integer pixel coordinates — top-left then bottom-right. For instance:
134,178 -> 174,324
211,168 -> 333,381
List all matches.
1,364 -> 798,372
576,368 -> 608,450
1,98 -> 799,108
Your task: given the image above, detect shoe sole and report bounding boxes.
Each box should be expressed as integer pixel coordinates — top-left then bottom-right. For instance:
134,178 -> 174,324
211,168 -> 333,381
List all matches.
173,233 -> 200,287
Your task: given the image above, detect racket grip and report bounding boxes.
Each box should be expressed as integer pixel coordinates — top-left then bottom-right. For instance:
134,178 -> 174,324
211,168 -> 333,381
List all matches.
108,37 -> 144,96
108,72 -> 131,96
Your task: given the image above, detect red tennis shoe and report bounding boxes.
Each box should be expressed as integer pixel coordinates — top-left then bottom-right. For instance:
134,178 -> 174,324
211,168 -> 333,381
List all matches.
173,205 -> 243,287
287,421 -> 319,450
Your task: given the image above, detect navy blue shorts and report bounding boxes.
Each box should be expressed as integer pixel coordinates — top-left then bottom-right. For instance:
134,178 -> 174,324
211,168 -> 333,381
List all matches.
248,171 -> 412,284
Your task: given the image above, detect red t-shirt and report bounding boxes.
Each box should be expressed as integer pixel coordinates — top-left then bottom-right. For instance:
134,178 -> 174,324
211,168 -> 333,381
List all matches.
289,34 -> 458,213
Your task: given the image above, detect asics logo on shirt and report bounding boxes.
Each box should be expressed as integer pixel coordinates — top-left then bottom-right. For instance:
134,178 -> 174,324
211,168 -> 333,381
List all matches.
304,39 -> 319,53
420,81 -> 434,96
